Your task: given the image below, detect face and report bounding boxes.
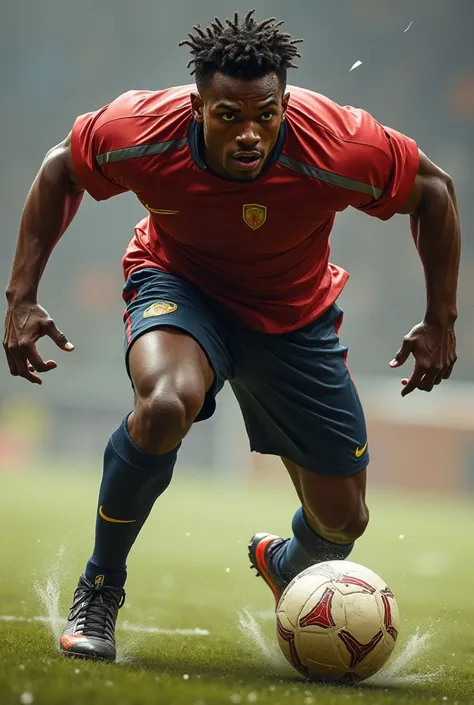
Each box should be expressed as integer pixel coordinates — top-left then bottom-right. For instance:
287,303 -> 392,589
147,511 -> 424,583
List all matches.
191,72 -> 290,181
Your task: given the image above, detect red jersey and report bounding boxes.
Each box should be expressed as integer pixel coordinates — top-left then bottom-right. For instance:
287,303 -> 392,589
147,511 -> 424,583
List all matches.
71,84 -> 419,333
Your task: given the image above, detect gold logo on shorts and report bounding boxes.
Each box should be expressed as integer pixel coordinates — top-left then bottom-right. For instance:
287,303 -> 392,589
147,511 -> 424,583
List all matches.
143,301 -> 178,318
243,203 -> 267,230
355,441 -> 368,458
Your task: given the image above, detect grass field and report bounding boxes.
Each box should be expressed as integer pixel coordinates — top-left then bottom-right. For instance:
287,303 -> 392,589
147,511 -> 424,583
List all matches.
1,468 -> 473,705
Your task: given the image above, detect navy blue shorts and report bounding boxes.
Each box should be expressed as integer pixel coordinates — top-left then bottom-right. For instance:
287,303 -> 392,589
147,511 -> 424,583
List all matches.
122,268 -> 369,476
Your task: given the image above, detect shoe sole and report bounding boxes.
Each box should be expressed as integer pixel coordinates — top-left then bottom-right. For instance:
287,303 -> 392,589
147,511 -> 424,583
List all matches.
60,649 -> 115,662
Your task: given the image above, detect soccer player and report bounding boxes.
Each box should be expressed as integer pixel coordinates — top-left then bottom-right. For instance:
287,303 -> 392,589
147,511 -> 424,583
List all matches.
4,12 -> 459,661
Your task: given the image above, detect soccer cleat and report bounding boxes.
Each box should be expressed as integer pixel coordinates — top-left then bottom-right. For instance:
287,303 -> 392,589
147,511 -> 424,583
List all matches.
248,533 -> 290,606
59,574 -> 125,661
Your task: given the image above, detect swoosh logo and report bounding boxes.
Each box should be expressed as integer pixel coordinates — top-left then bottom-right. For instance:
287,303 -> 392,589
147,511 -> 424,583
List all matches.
355,441 -> 368,458
145,204 -> 179,214
99,505 -> 137,524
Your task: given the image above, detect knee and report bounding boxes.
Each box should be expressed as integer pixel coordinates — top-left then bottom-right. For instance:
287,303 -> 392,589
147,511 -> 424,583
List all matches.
132,383 -> 205,454
305,502 -> 369,544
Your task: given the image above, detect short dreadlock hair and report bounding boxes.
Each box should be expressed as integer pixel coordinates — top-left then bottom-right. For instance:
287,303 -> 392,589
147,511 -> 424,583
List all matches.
179,10 -> 303,90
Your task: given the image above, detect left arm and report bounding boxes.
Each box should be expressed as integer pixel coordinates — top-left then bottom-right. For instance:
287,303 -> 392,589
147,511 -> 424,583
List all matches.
390,150 -> 460,395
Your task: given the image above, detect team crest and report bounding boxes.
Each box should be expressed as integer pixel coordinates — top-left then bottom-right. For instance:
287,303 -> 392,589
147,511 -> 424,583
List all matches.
143,301 -> 178,318
243,203 -> 267,230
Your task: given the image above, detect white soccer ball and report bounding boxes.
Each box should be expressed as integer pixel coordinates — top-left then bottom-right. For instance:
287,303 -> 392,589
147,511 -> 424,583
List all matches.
276,560 -> 399,683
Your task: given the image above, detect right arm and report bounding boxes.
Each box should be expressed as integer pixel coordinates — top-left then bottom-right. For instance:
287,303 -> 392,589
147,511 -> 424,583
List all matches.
4,133 -> 83,384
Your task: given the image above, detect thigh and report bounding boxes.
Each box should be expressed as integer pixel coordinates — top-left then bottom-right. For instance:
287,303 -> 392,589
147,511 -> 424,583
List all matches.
231,304 -> 369,475
128,326 -> 214,401
123,268 -> 233,421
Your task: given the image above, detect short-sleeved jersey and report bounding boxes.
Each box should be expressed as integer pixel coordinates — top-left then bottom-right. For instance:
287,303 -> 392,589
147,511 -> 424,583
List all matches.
71,84 -> 419,333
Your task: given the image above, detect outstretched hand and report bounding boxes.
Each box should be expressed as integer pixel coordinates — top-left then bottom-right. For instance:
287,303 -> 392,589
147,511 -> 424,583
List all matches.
3,301 -> 74,384
389,321 -> 456,396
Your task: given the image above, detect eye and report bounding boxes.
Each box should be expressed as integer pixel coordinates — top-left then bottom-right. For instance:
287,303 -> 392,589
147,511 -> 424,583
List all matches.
221,113 -> 235,122
260,112 -> 274,122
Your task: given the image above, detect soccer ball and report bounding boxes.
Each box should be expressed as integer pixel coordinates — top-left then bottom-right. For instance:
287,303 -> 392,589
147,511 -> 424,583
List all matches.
276,560 -> 399,683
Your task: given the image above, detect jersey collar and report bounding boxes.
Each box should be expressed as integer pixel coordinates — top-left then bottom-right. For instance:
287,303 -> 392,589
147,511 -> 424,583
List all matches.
187,118 -> 287,181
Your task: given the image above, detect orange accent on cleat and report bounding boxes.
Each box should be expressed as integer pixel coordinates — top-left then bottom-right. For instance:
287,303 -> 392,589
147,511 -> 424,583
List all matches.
255,536 -> 281,603
60,634 -> 88,651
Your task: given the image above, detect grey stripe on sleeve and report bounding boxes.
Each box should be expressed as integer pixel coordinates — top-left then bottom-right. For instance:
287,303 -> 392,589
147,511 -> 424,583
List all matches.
278,154 -> 383,199
96,137 -> 188,165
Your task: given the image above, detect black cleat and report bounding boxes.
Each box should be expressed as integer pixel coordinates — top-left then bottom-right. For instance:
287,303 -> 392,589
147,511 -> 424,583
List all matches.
248,533 -> 290,606
59,574 -> 125,661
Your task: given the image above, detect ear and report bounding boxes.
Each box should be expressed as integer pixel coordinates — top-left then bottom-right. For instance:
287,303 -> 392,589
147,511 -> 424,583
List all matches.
191,92 -> 204,123
281,92 -> 290,121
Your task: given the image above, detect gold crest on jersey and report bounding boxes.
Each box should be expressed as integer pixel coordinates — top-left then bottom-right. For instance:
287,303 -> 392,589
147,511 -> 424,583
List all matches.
243,203 -> 267,230
143,301 -> 178,318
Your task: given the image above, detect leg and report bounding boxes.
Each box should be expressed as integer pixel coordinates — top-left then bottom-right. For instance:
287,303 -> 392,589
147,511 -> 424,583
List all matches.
86,327 -> 214,588
60,269 -> 231,660
248,462 -> 368,602
127,325 -> 214,454
277,459 -> 369,581
238,303 -> 370,597
86,267 -> 230,590
282,458 -> 368,544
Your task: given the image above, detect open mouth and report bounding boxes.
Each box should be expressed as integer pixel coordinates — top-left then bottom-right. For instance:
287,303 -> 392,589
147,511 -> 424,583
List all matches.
232,152 -> 263,171
236,155 -> 259,163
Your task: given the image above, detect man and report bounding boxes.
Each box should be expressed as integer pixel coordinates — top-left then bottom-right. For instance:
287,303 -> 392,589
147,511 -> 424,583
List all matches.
3,11 -> 459,661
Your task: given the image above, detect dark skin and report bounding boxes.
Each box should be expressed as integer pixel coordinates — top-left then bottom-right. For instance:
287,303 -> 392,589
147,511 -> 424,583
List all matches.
191,72 -> 289,181
389,150 -> 459,395
3,71 -> 460,543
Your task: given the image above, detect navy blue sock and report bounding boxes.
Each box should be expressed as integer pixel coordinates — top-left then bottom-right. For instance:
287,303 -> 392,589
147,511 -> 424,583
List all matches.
85,415 -> 178,588
277,507 -> 354,582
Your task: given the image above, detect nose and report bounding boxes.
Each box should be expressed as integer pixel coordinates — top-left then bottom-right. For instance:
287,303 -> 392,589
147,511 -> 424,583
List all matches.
236,121 -> 260,148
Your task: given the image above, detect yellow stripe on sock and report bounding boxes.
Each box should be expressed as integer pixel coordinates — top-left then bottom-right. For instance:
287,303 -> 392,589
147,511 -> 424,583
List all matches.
99,505 -> 137,524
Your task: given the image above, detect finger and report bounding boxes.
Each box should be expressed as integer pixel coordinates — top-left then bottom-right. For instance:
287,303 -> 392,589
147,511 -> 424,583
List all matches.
10,351 -> 42,384
443,361 -> 455,380
45,321 -> 74,351
418,369 -> 439,392
390,339 -> 412,368
26,344 -> 57,373
401,366 -> 426,397
3,346 -> 19,376
435,362 -> 453,385
7,342 -> 42,383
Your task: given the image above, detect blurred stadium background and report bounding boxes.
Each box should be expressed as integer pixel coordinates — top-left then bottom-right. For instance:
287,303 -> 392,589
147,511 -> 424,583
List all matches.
1,2 -> 474,703
1,0 -> 473,491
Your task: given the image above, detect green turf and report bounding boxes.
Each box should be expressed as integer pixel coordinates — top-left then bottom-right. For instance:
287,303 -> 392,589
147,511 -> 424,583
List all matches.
0,468 -> 473,705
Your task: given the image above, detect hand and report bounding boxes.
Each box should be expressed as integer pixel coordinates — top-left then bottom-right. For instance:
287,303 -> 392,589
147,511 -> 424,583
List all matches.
389,321 -> 456,396
3,300 -> 74,384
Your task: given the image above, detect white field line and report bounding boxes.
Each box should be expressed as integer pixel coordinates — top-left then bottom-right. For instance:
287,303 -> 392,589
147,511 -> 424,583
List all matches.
0,614 -> 209,636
